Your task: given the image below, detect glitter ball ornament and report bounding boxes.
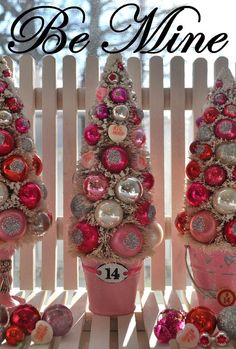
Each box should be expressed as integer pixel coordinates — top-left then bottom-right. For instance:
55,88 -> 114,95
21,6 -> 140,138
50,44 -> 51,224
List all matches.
10,304 -> 41,334
135,201 -> 156,225
84,124 -> 100,145
70,193 -> 92,219
2,154 -> 29,182
175,211 -> 188,234
204,165 -> 226,186
214,118 -> 236,140
0,80 -> 8,93
214,93 -> 228,105
0,129 -> 14,155
5,97 -> 22,112
95,200 -> 123,228
0,209 -> 26,241
112,104 -> 129,121
101,145 -> 129,173
190,141 -> 213,160
110,87 -> 128,104
70,221 -> 99,253
217,306 -> 236,339
96,87 -> 108,103
32,154 -> 43,176
142,172 -> 154,190
19,182 -> 42,209
203,107 -> 219,123
224,218 -> 236,244
190,210 -> 217,243
15,117 -> 30,133
186,160 -> 201,180
95,104 -> 109,120
224,104 -> 236,118
5,325 -> 25,345
154,309 -> 185,343
21,137 -> 33,152
83,173 -> 109,201
31,211 -> 51,234
115,177 -> 143,203
42,304 -> 73,337
198,125 -> 213,142
186,306 -> 216,334
110,224 -> 144,257
0,110 -> 12,126
216,143 -> 236,165
186,183 -> 209,207
213,188 -> 236,214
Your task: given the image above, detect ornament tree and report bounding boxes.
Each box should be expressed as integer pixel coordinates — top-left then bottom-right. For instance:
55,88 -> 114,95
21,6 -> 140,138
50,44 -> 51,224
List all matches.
0,57 -> 51,307
69,53 -> 163,316
176,68 -> 236,312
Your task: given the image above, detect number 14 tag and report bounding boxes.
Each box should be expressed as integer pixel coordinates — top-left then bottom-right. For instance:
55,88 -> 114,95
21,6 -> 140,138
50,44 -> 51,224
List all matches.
96,263 -> 128,283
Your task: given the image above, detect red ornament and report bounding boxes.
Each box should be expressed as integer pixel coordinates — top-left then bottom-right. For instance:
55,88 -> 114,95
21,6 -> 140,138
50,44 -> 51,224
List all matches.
101,145 -> 129,173
2,155 -> 29,182
117,62 -> 124,70
204,165 -> 226,186
142,172 -> 155,190
5,326 -> 25,345
84,124 -> 100,145
3,69 -> 11,78
5,97 -> 23,112
0,129 -> 14,155
217,288 -> 236,307
83,173 -> 109,201
19,182 -> 42,209
15,117 -> 30,133
224,218 -> 236,244
189,142 -> 213,160
135,201 -> 156,225
185,306 -> 216,334
10,304 -> 41,334
186,160 -> 201,180
213,93 -> 228,106
32,154 -> 43,176
175,211 -> 188,234
70,220 -> 99,253
199,333 -> 211,347
0,80 -> 8,93
215,332 -> 230,346
224,104 -> 236,118
186,183 -> 209,207
215,79 -> 223,89
214,118 -> 236,140
203,107 -> 219,124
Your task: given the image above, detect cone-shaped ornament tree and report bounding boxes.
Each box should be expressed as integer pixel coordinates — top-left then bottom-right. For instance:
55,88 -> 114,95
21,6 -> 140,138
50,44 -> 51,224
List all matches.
69,53 -> 163,315
0,57 -> 51,307
176,68 -> 236,313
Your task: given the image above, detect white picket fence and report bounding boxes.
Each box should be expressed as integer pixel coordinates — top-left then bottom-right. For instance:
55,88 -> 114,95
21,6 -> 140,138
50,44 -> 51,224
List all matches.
2,54 -> 232,349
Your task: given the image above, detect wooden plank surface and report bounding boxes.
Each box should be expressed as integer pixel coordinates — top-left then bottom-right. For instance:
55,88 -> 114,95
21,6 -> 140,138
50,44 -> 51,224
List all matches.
118,313 -> 139,349
89,315 -> 110,349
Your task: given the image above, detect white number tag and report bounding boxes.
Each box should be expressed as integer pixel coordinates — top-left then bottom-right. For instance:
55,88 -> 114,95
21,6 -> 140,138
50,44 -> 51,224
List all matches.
96,263 -> 128,283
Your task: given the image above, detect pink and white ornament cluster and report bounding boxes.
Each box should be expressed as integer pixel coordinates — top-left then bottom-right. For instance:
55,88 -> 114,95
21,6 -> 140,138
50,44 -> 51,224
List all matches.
69,53 -> 163,260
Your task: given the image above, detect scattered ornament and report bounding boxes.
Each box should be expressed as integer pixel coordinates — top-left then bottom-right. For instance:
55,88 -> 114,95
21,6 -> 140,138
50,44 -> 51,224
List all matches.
214,119 -> 236,140
0,110 -> 12,126
215,143 -> 236,165
186,160 -> 201,180
203,107 -> 219,123
32,154 -> 43,175
5,97 -> 22,112
154,309 -> 185,343
5,325 -> 25,345
95,104 -> 109,120
186,306 -> 216,334
42,304 -> 73,336
213,188 -> 236,214
0,129 -> 14,155
217,306 -> 236,339
70,193 -> 92,220
108,124 -> 127,143
224,218 -> 236,245
96,87 -> 108,103
223,104 -> 236,118
31,320 -> 53,344
10,304 -> 41,334
204,165 -> 226,186
176,323 -> 200,348
112,104 -> 129,121
142,172 -> 154,190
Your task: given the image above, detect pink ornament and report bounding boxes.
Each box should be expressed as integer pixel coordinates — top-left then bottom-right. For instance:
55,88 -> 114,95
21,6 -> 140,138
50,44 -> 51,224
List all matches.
0,129 -> 14,155
81,150 -> 96,169
117,62 -> 124,70
190,210 -> 217,243
175,211 -> 188,234
214,119 -> 236,140
135,201 -> 156,225
132,152 -> 148,170
215,79 -> 223,89
70,220 -> 99,253
5,97 -> 23,112
84,124 -> 100,145
0,80 -> 8,93
2,70 -> 11,78
83,173 -> 109,201
19,182 -> 42,209
0,209 -> 26,241
224,218 -> 236,244
204,165 -> 226,186
96,87 -> 108,102
142,172 -> 154,190
15,117 -> 30,133
154,309 -> 185,343
110,87 -> 128,104
196,116 -> 204,128
101,145 -> 129,173
224,104 -> 236,118
131,127 -> 146,147
110,224 -> 144,257
213,93 -> 228,105
203,107 -> 219,124
95,104 -> 109,120
186,183 -> 209,207
42,304 -> 73,337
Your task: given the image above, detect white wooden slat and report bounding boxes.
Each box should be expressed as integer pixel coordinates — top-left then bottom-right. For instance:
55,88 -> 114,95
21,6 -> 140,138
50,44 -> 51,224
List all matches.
165,289 -> 183,310
26,290 -> 47,310
89,315 -> 110,349
62,56 -> 78,289
19,55 -> 36,290
141,289 -> 159,349
85,56 -> 99,124
127,57 -> 144,293
214,56 -> 228,79
118,314 -> 139,349
149,56 -> 165,290
41,56 -> 57,289
170,56 -> 186,290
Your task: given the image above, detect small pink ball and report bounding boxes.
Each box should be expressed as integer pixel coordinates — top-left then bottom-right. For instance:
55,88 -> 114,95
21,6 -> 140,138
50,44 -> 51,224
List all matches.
204,165 -> 226,186
131,127 -> 146,147
42,304 -> 73,337
96,87 -> 108,102
84,124 -> 100,145
83,173 -> 109,201
213,93 -> 227,105
19,182 -> 42,209
110,87 -> 128,104
95,104 -> 109,120
186,183 -> 209,207
0,80 -> 8,93
101,145 -> 129,173
15,117 -> 30,134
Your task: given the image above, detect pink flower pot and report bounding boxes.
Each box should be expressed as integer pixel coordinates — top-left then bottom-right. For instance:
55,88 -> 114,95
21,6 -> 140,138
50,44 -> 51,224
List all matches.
189,245 -> 236,314
81,257 -> 143,316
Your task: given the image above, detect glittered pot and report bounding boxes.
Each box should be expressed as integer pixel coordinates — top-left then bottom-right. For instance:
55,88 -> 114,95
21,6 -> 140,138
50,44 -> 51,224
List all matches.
81,257 -> 143,316
189,245 -> 236,314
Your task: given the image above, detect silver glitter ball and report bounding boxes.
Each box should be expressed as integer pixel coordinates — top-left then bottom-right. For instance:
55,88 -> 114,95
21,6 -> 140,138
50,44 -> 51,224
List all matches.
198,125 -> 212,141
216,143 -> 236,165
70,194 -> 91,219
31,211 -> 51,234
0,110 -> 12,126
21,137 -> 33,152
217,306 -> 236,339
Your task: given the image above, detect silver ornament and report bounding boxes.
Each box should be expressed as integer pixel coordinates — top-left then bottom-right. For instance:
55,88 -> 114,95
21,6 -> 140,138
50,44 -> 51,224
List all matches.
216,143 -> 236,165
112,105 -> 129,121
213,188 -> 236,214
70,194 -> 91,219
0,182 -> 8,205
115,177 -> 143,203
198,125 -> 212,141
31,211 -> 51,234
95,200 -> 123,228
21,137 -> 33,152
0,110 -> 12,126
217,306 -> 236,339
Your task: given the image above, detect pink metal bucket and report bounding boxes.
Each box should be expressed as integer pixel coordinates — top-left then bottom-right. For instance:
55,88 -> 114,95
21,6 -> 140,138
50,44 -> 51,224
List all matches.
81,257 -> 143,316
188,245 -> 236,314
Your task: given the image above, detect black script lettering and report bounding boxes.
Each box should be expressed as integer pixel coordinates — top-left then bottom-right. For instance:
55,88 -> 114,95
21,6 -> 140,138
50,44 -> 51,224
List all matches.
8,6 -> 89,54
